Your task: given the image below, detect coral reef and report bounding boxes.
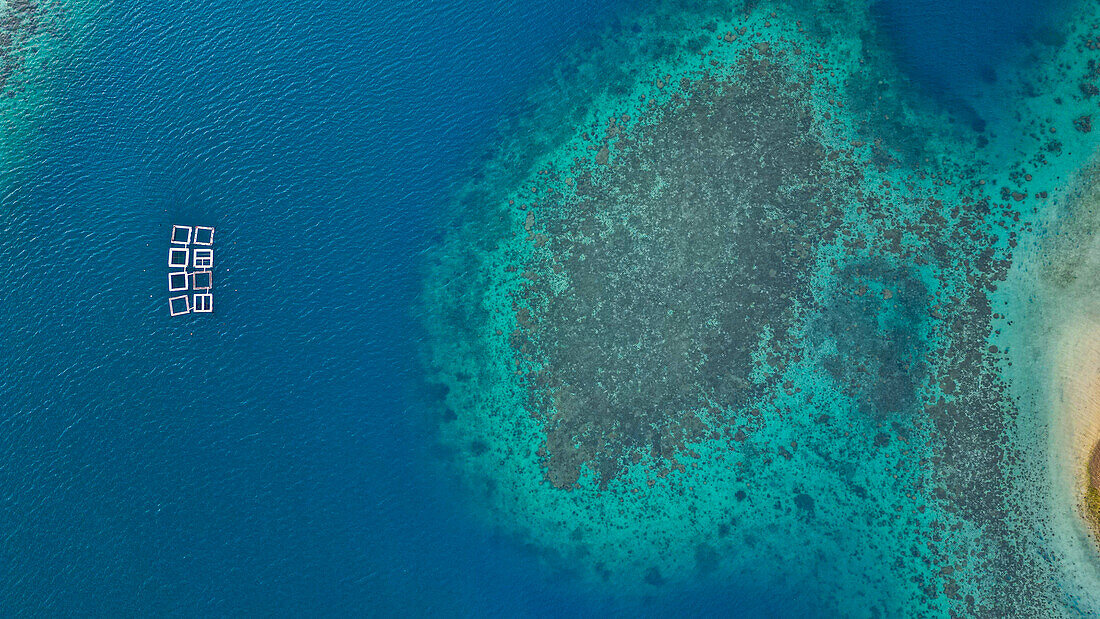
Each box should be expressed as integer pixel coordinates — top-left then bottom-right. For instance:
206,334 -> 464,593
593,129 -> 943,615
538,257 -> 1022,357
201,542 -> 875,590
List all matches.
425,0 -> 1100,613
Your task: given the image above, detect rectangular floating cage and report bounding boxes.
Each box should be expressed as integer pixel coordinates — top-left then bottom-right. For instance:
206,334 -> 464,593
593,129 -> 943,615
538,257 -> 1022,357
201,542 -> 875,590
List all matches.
169,247 -> 189,268
171,225 -> 192,245
191,270 -> 212,290
193,226 -> 214,246
168,271 -> 189,292
192,248 -> 213,269
169,295 -> 191,316
193,293 -> 213,313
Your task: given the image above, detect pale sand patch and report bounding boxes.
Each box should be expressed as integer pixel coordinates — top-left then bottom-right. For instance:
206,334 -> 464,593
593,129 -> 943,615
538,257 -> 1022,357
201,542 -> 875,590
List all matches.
1051,311 -> 1100,536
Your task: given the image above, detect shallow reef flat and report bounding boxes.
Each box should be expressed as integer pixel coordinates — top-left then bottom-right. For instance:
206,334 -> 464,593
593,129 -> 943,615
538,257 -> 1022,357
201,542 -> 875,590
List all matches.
1054,312 -> 1100,530
997,157 -> 1100,608
425,0 -> 1100,613
0,0 -> 45,90
0,0 -> 84,174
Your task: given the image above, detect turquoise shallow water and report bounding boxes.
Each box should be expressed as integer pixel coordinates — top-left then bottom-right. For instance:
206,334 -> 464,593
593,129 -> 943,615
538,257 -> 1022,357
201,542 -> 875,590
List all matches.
2,0 -> 1100,615
425,0 -> 1100,614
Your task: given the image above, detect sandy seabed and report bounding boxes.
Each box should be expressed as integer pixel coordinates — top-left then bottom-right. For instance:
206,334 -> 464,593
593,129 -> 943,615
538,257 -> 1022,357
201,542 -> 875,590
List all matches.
1021,292 -> 1100,611
1051,292 -> 1100,533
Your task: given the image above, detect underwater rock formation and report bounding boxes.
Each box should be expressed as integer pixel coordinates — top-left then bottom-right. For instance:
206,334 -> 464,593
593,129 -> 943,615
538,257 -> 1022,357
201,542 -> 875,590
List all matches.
0,0 -> 45,94
514,65 -> 855,489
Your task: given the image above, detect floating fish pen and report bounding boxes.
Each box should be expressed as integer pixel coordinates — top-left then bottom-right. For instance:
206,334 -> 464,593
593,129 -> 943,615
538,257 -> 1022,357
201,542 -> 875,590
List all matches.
193,226 -> 214,246
168,295 -> 191,316
168,247 -> 189,269
170,225 -> 192,245
193,293 -> 213,313
168,271 -> 189,292
192,248 -> 213,269
167,224 -> 216,316
191,270 -> 212,290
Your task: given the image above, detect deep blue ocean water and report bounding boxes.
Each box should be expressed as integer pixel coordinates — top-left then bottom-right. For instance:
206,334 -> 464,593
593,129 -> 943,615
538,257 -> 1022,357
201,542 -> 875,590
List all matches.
0,0 -> 1074,615
871,0 -> 1070,97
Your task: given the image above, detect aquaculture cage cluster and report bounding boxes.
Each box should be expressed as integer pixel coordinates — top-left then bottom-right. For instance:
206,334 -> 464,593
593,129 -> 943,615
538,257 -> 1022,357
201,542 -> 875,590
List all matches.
167,225 -> 215,316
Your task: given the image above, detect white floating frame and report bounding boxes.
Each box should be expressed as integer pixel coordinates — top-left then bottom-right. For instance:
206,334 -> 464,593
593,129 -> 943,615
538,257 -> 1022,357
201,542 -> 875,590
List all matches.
168,271 -> 189,292
169,295 -> 191,316
193,293 -> 213,313
169,247 -> 189,268
191,271 -> 212,290
193,226 -> 215,246
171,225 -> 192,245
192,247 -> 213,269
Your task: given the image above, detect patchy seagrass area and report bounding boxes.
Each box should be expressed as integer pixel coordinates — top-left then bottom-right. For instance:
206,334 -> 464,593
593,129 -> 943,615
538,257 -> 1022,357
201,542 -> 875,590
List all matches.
424,0 -> 1100,613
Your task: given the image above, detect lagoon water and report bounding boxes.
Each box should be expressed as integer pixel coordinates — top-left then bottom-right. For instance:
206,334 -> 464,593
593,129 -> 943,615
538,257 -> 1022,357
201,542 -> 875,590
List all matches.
0,0 -> 1097,616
